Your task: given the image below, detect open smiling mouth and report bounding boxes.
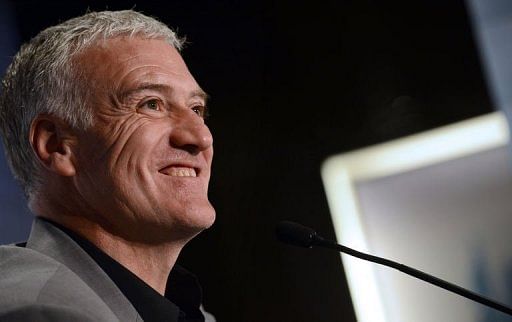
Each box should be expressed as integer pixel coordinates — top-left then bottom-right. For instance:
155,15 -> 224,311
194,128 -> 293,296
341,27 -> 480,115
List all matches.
159,166 -> 198,177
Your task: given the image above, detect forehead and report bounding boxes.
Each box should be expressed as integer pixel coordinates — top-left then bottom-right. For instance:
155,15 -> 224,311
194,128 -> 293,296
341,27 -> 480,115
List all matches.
76,36 -> 198,93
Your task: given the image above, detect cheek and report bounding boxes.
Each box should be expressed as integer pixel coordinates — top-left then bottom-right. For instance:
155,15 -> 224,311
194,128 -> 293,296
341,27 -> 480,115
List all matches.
78,119 -> 162,192
110,122 -> 171,192
105,118 -> 163,169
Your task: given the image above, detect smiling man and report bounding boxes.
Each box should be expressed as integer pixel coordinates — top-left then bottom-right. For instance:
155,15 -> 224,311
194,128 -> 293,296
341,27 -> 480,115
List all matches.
0,10 -> 215,322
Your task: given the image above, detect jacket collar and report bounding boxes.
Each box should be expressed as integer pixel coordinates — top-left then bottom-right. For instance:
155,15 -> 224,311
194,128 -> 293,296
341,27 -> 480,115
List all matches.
26,217 -> 142,322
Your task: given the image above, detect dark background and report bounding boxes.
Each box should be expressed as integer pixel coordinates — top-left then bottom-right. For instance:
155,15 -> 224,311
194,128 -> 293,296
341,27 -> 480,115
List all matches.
3,0 -> 493,321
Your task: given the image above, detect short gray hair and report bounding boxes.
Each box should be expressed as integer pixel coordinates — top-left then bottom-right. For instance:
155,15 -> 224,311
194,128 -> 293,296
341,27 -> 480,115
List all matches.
0,10 -> 184,198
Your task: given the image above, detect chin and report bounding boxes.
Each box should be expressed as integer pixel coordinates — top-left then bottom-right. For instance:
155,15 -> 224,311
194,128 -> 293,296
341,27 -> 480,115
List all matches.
158,202 -> 216,239
180,204 -> 216,232
125,197 -> 215,243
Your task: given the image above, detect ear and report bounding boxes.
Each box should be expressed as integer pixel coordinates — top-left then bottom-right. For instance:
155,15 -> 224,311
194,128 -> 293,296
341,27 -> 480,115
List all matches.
30,115 -> 77,177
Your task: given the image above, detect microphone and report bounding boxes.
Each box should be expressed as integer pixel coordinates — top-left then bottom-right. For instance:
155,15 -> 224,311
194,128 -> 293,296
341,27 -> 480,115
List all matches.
275,221 -> 322,247
275,221 -> 512,316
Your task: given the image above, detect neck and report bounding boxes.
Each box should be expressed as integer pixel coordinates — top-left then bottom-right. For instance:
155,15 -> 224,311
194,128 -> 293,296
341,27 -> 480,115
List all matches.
86,226 -> 184,295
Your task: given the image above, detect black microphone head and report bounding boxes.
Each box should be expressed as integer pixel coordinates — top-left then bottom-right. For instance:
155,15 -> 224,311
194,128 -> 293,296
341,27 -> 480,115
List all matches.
275,221 -> 318,248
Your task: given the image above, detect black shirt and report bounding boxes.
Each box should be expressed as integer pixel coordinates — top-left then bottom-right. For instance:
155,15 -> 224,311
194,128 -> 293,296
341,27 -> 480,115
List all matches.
43,219 -> 205,322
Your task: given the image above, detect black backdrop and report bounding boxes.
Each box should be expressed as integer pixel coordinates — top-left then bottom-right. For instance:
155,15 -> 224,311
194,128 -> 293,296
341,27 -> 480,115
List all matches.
5,0 -> 493,321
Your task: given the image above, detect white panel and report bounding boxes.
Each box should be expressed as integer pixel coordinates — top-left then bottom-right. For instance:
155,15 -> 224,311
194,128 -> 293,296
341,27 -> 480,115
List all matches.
321,112 -> 512,322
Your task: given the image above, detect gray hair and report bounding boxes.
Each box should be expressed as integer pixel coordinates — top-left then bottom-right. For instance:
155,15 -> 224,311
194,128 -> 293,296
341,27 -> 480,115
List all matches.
0,10 -> 184,199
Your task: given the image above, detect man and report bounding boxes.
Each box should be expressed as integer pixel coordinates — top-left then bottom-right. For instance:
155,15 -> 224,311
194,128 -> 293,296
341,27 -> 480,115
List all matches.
0,10 -> 216,321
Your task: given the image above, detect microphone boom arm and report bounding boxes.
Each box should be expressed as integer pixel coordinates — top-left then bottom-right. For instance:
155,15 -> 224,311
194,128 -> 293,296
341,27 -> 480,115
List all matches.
312,235 -> 512,316
276,221 -> 512,316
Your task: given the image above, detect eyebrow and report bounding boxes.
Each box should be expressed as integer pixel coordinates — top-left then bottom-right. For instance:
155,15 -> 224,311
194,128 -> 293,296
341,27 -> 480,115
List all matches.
190,89 -> 210,103
119,83 -> 210,103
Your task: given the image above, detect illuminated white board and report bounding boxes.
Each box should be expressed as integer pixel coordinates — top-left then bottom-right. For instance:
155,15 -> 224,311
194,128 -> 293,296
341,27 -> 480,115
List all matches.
321,112 -> 512,322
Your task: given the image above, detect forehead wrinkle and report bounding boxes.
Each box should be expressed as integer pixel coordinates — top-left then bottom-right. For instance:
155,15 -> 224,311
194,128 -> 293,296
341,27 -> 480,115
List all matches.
114,65 -> 170,87
119,53 -> 181,65
118,72 -> 207,104
115,64 -> 191,95
115,69 -> 172,103
118,82 -> 174,101
115,57 -> 186,78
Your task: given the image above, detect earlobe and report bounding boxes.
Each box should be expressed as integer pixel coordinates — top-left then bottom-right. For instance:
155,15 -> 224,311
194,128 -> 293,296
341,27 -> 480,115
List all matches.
30,116 -> 77,177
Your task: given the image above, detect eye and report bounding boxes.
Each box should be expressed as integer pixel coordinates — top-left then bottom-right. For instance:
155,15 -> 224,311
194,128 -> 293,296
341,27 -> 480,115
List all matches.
192,105 -> 209,119
141,99 -> 161,111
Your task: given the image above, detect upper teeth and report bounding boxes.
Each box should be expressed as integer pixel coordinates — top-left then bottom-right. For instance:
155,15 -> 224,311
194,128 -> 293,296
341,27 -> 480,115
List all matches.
165,167 -> 197,177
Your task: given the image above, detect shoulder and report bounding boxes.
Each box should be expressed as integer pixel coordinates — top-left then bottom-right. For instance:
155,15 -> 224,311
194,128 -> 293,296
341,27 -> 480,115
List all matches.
0,304 -> 99,322
0,245 -> 118,321
0,245 -> 62,304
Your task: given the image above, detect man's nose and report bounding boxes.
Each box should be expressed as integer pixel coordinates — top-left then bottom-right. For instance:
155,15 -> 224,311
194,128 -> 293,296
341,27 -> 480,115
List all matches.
169,111 -> 213,155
